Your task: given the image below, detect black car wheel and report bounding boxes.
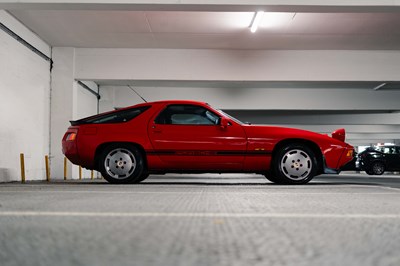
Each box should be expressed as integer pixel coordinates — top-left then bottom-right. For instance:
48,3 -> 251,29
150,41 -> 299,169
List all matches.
134,173 -> 150,183
272,144 -> 318,185
366,169 -> 374,175
371,161 -> 385,175
99,144 -> 145,184
264,171 -> 281,184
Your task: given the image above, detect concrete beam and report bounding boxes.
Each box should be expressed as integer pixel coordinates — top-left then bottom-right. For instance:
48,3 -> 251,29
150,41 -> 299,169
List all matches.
1,0 -> 400,12
0,10 -> 50,57
100,85 -> 400,111
227,111 -> 400,125
76,49 -> 400,83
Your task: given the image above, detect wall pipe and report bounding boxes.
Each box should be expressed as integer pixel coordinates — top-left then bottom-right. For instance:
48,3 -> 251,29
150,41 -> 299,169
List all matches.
77,81 -> 101,100
0,22 -> 53,69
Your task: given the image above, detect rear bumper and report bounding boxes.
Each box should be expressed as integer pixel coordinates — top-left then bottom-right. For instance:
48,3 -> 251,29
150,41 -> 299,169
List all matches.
62,128 -> 91,168
322,146 -> 355,174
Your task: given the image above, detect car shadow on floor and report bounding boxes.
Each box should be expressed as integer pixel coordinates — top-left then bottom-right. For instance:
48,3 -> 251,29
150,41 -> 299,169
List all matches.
53,175 -> 400,189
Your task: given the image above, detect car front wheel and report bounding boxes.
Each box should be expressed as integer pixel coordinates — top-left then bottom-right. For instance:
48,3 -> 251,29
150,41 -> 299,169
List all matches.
99,144 -> 144,184
272,144 -> 318,184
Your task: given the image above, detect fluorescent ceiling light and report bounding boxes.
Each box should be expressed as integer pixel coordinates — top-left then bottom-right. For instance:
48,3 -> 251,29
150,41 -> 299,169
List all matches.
373,82 -> 387,91
250,11 -> 264,33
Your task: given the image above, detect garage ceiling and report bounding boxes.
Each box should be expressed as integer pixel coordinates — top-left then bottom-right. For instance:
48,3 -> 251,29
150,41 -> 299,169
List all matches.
9,10 -> 400,50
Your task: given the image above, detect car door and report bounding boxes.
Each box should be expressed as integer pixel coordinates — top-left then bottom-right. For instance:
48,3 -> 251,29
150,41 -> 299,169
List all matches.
385,146 -> 400,171
147,104 -> 247,170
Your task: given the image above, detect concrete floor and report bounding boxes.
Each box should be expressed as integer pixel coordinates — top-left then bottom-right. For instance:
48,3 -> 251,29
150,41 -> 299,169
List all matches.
0,173 -> 400,266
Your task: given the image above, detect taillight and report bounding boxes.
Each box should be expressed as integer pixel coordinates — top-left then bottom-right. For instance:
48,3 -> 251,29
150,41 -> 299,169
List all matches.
66,133 -> 77,141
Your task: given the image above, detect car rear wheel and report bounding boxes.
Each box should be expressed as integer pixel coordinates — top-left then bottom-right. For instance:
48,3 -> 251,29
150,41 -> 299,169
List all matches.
99,144 -> 144,184
135,173 -> 150,183
370,161 -> 385,175
271,144 -> 318,184
366,169 -> 374,175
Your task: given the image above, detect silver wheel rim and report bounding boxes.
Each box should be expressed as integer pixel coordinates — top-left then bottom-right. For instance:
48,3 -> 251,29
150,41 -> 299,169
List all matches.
280,149 -> 312,181
104,148 -> 136,179
373,163 -> 384,175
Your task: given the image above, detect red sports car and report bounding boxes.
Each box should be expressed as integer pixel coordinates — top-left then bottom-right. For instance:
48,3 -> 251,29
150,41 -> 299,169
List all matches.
62,100 -> 354,184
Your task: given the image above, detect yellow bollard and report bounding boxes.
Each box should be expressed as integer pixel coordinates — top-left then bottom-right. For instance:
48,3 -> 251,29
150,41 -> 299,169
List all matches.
79,166 -> 82,180
45,155 -> 50,182
20,153 -> 25,183
91,170 -> 94,180
64,157 -> 67,180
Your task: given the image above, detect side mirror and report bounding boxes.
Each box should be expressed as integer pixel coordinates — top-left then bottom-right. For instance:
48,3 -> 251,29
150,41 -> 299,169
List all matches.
220,117 -> 229,130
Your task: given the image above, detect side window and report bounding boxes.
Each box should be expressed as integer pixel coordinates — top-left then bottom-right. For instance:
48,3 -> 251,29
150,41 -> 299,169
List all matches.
155,105 -> 220,125
389,147 -> 400,154
383,146 -> 396,154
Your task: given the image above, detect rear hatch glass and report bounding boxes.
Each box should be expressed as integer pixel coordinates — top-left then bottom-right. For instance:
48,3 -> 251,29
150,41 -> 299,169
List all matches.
70,106 -> 150,126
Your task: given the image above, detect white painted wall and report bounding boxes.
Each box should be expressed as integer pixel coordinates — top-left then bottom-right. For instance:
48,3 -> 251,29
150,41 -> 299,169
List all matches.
50,47 -> 75,180
0,11 -> 51,182
50,48 -> 100,179
76,81 -> 98,120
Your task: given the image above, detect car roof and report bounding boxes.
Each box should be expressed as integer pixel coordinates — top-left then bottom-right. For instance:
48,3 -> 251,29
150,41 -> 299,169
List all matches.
129,100 -> 209,109
145,100 -> 207,105
374,145 -> 399,148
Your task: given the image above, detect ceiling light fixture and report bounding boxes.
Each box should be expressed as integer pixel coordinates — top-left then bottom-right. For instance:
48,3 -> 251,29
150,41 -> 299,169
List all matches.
250,11 -> 264,33
373,82 -> 387,91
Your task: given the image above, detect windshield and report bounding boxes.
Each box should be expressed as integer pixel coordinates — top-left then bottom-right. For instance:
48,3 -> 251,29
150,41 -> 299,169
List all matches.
217,110 -> 244,125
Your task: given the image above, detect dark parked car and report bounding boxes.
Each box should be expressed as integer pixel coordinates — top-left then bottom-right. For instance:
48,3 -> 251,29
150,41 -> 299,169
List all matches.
357,145 -> 400,175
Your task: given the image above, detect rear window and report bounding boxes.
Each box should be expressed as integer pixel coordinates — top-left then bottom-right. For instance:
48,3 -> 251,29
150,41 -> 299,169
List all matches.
70,106 -> 150,125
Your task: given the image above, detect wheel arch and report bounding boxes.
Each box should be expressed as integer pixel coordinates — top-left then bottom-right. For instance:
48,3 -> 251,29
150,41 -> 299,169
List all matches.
368,159 -> 387,169
94,142 -> 147,171
272,138 -> 324,174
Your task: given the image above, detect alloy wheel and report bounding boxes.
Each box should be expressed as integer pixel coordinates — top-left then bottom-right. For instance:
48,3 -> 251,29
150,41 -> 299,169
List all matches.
280,149 -> 312,181
104,148 -> 136,179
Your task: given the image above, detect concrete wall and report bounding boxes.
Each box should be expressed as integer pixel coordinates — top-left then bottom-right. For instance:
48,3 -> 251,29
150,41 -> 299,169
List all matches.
0,11 -> 51,182
50,48 -> 99,179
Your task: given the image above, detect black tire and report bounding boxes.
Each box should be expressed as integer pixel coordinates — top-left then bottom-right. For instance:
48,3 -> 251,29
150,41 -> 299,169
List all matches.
99,144 -> 145,184
264,171 -> 283,184
133,173 -> 150,183
272,144 -> 318,185
366,169 -> 374,175
370,161 -> 385,175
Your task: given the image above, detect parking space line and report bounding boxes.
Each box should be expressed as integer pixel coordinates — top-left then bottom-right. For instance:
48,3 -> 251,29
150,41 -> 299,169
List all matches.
0,190 -> 398,195
0,211 -> 399,219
